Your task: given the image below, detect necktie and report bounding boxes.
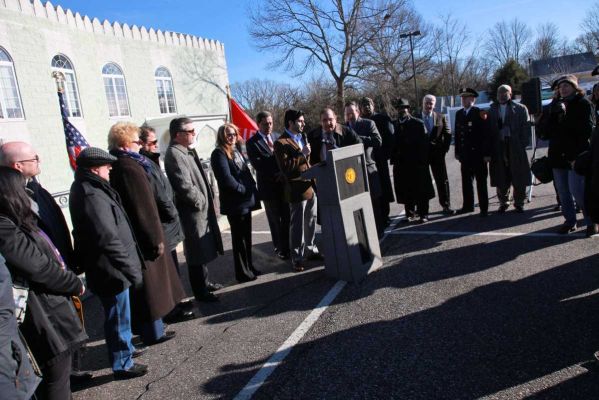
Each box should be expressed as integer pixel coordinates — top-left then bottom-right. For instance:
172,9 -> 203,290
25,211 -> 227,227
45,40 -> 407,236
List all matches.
425,115 -> 433,133
266,135 -> 274,151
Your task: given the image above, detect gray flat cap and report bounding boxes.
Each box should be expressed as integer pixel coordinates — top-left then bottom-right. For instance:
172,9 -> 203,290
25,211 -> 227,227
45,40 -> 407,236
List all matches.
76,147 -> 117,168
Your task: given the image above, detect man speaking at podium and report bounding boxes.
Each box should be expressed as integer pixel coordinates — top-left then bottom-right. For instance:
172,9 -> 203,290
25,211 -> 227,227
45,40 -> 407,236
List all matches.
307,107 -> 362,164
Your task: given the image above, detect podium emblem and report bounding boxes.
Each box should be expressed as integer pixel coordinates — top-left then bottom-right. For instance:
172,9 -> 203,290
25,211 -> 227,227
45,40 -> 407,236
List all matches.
345,167 -> 356,184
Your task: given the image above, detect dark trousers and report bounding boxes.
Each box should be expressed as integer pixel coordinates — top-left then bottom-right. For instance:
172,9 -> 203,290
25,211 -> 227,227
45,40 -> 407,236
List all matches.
227,213 -> 255,281
98,288 -> 135,372
405,200 -> 429,218
375,158 -> 394,220
430,154 -> 451,208
264,198 -> 290,254
188,264 -> 210,299
460,161 -> 489,212
36,351 -> 71,400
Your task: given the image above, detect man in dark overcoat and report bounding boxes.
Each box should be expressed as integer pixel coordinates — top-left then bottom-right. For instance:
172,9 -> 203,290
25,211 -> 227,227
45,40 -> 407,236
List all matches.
487,84 -> 531,213
413,94 -> 455,215
344,101 -> 384,236
391,98 -> 435,223
454,88 -> 492,217
246,111 -> 290,260
164,118 -> 224,303
359,97 -> 395,223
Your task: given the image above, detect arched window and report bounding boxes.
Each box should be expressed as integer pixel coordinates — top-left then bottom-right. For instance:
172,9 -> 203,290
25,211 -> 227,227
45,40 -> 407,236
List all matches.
51,54 -> 82,117
102,63 -> 130,117
0,47 -> 24,119
155,67 -> 177,114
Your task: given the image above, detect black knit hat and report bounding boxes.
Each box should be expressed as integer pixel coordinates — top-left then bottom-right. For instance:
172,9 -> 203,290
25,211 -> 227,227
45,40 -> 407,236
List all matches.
76,147 -> 117,168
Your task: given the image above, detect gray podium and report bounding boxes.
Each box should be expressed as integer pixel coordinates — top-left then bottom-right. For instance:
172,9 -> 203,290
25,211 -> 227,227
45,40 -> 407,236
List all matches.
303,144 -> 382,282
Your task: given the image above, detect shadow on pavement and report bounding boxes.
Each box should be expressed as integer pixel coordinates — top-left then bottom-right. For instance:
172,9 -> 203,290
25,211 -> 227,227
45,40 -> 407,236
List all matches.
202,240 -> 599,398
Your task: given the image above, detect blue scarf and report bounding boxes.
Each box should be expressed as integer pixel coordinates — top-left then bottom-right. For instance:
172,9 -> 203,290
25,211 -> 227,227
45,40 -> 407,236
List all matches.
110,149 -> 152,174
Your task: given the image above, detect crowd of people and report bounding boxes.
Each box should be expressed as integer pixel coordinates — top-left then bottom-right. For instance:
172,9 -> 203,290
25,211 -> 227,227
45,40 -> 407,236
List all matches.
0,71 -> 598,399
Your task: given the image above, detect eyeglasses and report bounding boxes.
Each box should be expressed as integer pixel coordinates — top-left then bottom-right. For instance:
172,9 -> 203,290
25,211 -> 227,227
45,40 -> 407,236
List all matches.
17,155 -> 40,163
148,139 -> 158,145
225,133 -> 237,138
179,128 -> 195,135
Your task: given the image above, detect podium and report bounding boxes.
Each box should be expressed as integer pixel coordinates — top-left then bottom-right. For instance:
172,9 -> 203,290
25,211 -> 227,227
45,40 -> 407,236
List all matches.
303,144 -> 382,282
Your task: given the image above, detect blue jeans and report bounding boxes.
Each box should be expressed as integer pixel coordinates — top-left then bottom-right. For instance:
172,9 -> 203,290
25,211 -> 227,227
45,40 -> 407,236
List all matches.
99,289 -> 134,372
553,168 -> 589,227
140,319 -> 165,345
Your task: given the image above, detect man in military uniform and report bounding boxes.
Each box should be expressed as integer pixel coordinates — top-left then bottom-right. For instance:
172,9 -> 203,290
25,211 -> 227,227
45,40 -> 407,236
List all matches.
454,88 -> 491,217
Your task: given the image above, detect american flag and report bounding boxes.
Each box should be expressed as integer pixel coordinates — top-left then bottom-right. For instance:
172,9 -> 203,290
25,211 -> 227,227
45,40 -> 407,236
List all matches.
58,91 -> 89,170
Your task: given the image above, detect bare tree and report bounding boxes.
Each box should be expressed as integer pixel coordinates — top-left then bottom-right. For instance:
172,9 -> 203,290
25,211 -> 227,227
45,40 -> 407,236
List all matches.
579,1 -> 599,53
248,0 -> 399,114
484,18 -> 532,67
356,1 -> 438,104
528,23 -> 562,60
231,79 -> 302,130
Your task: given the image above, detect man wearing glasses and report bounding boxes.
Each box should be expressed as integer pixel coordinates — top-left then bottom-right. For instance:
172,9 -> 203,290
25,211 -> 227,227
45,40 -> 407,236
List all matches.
0,141 -> 93,383
164,118 -> 224,303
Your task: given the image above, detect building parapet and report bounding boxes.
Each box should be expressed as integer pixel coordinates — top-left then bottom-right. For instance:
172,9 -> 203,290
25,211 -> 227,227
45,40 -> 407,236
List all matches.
1,0 -> 225,54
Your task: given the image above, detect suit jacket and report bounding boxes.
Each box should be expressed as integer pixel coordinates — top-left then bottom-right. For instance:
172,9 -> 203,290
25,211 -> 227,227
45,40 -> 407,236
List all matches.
273,131 -> 314,203
349,118 -> 382,197
246,132 -> 285,202
487,100 -> 531,188
454,106 -> 491,165
413,111 -> 452,157
210,147 -> 259,215
307,124 -> 362,165
164,143 -> 224,266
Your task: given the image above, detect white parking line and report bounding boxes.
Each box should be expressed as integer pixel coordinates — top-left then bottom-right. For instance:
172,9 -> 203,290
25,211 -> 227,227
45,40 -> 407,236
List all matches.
234,212 -> 404,399
386,229 -> 585,238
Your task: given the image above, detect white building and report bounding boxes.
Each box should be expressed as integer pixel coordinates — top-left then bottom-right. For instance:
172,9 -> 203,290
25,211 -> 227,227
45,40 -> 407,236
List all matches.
0,0 -> 230,207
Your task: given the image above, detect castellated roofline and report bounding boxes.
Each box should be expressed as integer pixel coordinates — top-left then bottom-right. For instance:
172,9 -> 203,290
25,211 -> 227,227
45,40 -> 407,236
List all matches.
1,0 -> 226,54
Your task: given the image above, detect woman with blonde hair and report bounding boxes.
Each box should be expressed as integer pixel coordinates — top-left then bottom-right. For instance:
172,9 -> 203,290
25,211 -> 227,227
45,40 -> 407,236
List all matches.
210,123 -> 261,282
107,122 -> 185,345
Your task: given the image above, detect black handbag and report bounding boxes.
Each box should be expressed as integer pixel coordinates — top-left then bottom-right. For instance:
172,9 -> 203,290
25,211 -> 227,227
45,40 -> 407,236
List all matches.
531,155 -> 553,184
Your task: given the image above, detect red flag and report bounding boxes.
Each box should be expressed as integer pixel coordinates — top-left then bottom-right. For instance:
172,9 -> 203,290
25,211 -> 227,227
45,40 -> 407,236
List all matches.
229,98 -> 258,141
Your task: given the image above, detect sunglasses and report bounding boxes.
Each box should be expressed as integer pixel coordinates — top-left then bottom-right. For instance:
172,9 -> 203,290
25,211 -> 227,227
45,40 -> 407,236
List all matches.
148,139 -> 158,145
17,155 -> 40,163
225,133 -> 237,138
179,128 -> 195,135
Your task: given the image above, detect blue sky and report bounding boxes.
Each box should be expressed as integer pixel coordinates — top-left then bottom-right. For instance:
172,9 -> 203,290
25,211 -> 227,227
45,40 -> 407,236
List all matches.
52,0 -> 596,84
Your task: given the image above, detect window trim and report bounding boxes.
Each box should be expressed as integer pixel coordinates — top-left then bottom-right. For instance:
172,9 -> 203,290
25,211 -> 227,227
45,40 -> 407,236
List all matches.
51,54 -> 83,119
102,62 -> 131,118
0,47 -> 25,121
155,66 -> 177,115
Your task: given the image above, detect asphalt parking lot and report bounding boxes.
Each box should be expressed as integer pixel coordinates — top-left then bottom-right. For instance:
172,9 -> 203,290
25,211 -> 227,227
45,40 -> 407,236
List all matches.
73,151 -> 599,399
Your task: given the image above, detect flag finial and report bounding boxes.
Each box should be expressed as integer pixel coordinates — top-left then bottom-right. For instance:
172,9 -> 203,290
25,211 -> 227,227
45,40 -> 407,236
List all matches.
52,71 -> 66,93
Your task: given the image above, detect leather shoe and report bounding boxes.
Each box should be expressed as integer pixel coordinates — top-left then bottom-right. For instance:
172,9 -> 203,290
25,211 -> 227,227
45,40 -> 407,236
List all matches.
277,251 -> 290,260
132,345 -> 148,358
292,262 -> 304,272
250,267 -> 262,276
196,292 -> 219,302
150,330 -> 176,345
479,210 -> 488,217
179,299 -> 194,310
417,216 -> 428,224
497,204 -> 509,213
307,252 -> 324,261
457,208 -> 474,215
586,224 -> 598,238
442,207 -> 456,215
557,224 -> 576,234
114,363 -> 148,380
515,205 -> 524,213
163,310 -> 195,324
206,282 -> 223,292
70,370 -> 93,384
236,275 -> 257,283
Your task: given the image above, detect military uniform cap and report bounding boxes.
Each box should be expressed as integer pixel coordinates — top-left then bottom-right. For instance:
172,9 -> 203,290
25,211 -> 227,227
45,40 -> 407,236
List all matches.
459,87 -> 479,98
76,147 -> 117,168
392,98 -> 410,109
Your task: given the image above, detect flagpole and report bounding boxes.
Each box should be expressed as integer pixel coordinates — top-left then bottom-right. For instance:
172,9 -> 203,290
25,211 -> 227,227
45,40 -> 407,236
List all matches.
225,84 -> 232,123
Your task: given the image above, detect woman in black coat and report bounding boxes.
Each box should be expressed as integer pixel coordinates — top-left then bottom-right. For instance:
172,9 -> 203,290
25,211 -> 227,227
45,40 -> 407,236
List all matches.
0,167 -> 86,400
544,75 -> 594,234
211,123 -> 261,282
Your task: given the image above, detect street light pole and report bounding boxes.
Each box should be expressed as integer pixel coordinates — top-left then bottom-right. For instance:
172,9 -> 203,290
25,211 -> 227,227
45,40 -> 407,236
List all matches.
400,30 -> 421,107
